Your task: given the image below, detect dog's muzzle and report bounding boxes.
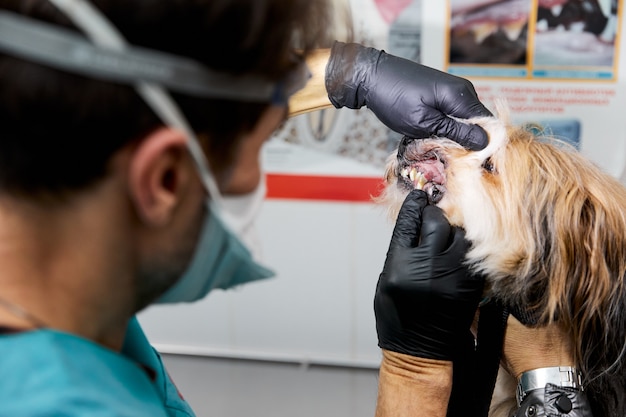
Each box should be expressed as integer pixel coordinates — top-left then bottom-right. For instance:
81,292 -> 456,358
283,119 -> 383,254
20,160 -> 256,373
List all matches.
396,136 -> 447,204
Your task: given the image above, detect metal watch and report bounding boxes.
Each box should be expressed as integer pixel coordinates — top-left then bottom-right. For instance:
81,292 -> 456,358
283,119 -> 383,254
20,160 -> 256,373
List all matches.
516,366 -> 583,406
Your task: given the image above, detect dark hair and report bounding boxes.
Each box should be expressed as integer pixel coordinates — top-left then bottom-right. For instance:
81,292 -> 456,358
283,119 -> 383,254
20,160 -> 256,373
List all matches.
0,0 -> 333,199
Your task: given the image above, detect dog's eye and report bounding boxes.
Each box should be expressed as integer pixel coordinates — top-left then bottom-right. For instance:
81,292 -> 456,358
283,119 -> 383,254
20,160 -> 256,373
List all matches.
482,157 -> 496,174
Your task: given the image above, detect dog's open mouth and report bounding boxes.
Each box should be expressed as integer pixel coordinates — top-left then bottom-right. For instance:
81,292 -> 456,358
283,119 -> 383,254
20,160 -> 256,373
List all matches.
396,139 -> 447,204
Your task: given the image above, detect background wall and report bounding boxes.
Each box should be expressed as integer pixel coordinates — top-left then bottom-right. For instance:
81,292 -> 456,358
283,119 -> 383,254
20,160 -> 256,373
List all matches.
140,200 -> 392,368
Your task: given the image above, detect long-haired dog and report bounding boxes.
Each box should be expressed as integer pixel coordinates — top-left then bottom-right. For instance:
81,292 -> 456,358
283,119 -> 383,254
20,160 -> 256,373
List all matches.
376,101 -> 626,417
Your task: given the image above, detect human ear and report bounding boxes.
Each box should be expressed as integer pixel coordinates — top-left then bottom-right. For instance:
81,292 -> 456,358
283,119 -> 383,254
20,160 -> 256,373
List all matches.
127,127 -> 193,227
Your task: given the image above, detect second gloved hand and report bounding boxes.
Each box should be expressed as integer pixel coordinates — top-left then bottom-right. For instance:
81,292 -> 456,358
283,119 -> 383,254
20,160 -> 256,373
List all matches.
374,190 -> 485,361
325,41 -> 493,150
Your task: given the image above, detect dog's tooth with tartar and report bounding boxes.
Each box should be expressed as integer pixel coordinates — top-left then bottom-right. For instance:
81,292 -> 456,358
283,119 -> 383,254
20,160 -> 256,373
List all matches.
401,167 -> 428,190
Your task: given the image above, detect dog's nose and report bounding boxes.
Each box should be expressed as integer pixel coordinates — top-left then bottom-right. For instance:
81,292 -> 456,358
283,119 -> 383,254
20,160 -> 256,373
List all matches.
398,136 -> 415,156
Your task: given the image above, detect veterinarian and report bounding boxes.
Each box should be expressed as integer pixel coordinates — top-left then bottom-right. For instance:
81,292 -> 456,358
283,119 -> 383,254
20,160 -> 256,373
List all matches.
0,1 -> 492,415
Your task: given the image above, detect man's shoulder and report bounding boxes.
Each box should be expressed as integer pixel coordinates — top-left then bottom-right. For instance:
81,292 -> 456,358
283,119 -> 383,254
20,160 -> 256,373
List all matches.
0,329 -> 169,417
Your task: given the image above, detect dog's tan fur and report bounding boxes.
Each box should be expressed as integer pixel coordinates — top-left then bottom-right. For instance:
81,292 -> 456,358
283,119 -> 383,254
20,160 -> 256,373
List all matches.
377,101 -> 626,416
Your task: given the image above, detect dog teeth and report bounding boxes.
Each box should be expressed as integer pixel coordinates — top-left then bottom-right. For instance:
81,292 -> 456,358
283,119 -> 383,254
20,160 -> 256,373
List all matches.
415,172 -> 427,190
401,167 -> 428,190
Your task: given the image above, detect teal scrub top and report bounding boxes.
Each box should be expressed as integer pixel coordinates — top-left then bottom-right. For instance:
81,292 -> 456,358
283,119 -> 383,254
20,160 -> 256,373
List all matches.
0,317 -> 196,417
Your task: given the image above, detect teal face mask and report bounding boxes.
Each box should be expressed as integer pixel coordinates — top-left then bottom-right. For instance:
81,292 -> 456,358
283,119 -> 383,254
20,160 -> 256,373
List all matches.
157,200 -> 275,303
0,0 -> 309,303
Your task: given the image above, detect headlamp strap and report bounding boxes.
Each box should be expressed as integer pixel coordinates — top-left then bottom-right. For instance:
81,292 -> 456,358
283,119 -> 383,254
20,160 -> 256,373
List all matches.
0,9 -> 309,103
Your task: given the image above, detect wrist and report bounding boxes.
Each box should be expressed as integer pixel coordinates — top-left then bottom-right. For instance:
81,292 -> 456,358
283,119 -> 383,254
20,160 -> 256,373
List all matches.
381,349 -> 453,378
503,317 -> 575,379
376,349 -> 452,417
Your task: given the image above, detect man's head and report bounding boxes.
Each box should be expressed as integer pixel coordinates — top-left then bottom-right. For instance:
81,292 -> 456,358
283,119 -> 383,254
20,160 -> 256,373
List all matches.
0,0 -> 332,196
0,0 -> 333,323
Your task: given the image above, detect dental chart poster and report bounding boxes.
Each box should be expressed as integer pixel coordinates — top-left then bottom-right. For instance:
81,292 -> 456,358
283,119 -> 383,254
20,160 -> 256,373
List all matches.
265,0 -> 626,202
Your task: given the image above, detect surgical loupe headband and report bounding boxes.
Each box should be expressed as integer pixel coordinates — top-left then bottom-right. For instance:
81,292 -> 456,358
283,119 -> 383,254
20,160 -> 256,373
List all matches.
0,0 -> 310,205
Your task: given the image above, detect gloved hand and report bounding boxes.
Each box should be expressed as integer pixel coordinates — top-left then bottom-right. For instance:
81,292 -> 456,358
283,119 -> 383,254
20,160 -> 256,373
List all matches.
325,41 -> 493,150
514,384 -> 594,417
374,189 -> 485,361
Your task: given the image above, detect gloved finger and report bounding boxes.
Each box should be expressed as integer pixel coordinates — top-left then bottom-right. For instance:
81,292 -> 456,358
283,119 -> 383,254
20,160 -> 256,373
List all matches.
390,189 -> 428,248
458,100 -> 493,119
431,116 -> 489,151
436,78 -> 493,119
419,205 -> 452,254
447,227 -> 484,291
446,226 -> 471,256
448,92 -> 493,120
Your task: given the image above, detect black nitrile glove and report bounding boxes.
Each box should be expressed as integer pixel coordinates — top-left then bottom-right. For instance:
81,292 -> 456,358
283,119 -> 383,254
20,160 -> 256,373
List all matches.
374,190 -> 485,361
325,41 -> 493,150
514,384 -> 594,417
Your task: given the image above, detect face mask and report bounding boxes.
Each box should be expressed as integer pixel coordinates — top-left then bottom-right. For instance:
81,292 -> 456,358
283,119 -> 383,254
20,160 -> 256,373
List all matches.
220,176 -> 267,263
156,199 -> 275,303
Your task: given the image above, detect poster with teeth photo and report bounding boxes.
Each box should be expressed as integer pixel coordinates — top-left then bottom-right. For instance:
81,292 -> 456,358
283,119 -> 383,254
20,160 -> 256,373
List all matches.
264,0 -> 626,202
448,0 -> 618,79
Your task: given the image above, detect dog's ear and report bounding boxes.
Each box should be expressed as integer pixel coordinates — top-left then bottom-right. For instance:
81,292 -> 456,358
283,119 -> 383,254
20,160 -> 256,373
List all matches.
511,136 -> 626,319
542,150 -> 626,324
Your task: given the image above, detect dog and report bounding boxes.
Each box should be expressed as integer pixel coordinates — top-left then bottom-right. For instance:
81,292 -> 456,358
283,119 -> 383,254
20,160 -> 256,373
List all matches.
376,100 -> 626,417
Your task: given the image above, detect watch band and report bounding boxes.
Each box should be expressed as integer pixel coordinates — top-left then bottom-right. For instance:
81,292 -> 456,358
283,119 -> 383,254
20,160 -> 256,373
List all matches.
516,366 -> 583,406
